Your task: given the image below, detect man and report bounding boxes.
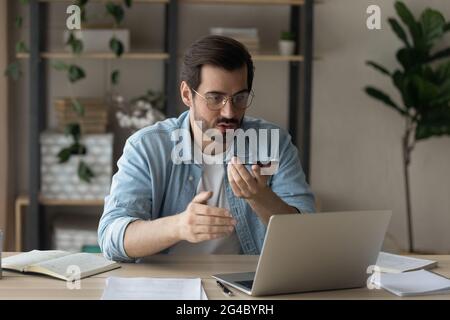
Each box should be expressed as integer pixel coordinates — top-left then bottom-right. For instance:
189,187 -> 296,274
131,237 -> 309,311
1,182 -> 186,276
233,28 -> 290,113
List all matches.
98,35 -> 315,262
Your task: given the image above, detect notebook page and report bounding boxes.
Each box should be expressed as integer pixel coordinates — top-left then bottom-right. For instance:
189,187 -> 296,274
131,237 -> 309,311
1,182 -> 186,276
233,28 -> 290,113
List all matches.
2,250 -> 70,271
31,252 -> 118,279
376,252 -> 437,273
101,277 -> 203,300
372,270 -> 450,296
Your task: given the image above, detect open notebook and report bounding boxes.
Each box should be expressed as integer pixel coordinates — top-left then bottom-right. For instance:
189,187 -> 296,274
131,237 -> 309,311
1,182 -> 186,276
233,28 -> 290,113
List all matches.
2,250 -> 120,281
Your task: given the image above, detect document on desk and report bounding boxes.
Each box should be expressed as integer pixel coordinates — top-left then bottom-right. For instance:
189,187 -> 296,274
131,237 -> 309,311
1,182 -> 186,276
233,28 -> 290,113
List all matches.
375,252 -> 437,273
101,277 -> 208,300
371,270 -> 450,297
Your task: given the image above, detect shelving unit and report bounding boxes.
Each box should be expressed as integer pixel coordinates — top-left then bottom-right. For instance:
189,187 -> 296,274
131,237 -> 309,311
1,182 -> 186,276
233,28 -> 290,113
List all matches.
23,0 -> 314,250
14,195 -> 104,251
17,52 -> 303,61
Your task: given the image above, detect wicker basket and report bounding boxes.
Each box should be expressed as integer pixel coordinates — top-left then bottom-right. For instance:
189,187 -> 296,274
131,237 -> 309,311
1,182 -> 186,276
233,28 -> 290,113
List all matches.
54,98 -> 108,134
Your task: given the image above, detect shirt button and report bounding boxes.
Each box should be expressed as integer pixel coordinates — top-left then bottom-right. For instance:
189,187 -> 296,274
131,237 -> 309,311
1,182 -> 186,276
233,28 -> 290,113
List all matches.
188,176 -> 194,182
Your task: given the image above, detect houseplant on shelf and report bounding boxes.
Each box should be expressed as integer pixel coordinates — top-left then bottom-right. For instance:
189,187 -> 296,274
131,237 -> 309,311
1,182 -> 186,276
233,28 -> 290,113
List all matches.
278,31 -> 296,56
365,1 -> 450,252
115,89 -> 166,132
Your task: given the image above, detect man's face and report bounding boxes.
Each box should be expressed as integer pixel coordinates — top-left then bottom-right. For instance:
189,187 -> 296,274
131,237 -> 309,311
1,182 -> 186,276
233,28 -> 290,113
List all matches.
182,64 -> 248,137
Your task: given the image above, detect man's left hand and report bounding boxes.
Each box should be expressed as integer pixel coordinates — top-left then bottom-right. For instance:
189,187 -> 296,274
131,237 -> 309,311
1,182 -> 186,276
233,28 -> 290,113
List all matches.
227,156 -> 270,200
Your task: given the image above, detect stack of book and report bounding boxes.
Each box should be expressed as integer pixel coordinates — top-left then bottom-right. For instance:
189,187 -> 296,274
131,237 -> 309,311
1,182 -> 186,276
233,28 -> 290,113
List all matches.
210,27 -> 260,53
54,98 -> 108,134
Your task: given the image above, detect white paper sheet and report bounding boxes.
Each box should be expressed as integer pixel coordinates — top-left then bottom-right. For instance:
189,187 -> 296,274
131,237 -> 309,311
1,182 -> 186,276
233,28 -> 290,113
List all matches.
375,252 -> 437,273
371,269 -> 450,296
101,277 -> 208,300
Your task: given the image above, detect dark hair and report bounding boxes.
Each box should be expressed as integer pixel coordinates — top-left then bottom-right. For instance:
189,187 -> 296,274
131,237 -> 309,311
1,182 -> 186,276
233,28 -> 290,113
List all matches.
180,35 -> 255,92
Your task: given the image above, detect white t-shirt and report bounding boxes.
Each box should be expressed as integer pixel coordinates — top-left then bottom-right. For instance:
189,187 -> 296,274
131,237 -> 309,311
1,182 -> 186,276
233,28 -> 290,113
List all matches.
169,149 -> 242,254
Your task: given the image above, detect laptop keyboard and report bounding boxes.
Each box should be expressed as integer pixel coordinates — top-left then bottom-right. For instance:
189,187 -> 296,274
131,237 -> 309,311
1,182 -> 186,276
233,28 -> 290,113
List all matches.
235,280 -> 254,290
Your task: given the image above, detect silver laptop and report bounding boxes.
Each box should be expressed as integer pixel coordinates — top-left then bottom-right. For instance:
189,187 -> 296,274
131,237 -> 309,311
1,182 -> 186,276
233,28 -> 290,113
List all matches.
212,210 -> 391,296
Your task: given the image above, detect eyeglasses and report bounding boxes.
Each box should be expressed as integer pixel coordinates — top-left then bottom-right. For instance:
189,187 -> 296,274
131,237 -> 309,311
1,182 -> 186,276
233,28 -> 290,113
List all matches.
191,88 -> 254,111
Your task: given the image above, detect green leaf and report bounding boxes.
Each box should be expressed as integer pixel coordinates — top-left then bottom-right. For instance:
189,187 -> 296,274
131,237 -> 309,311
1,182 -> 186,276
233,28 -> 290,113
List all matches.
388,18 -> 410,47
15,41 -> 28,53
365,86 -> 407,116
64,123 -> 81,142
435,61 -> 450,84
76,0 -> 89,6
109,37 -> 124,57
57,147 -> 72,163
396,48 -> 426,70
19,0 -> 29,4
366,61 -> 391,76
15,16 -> 23,28
71,99 -> 85,116
66,33 -> 83,55
111,69 -> 120,85
68,65 -> 86,83
429,78 -> 450,106
4,62 -> 22,81
52,61 -> 69,71
395,1 -> 421,44
415,106 -> 450,140
78,161 -> 95,183
428,47 -> 450,63
411,75 -> 439,106
420,8 -> 445,45
444,22 -> 450,32
392,71 -> 414,109
124,0 -> 133,8
106,2 -> 125,26
70,142 -> 87,155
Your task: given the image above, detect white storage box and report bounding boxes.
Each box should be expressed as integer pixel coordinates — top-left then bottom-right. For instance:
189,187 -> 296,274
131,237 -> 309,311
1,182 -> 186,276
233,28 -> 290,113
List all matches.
53,215 -> 99,252
64,29 -> 130,53
40,132 -> 113,200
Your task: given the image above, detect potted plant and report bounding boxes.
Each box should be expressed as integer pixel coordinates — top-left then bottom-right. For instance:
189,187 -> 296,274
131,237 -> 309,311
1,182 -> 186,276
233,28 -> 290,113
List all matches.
279,31 -> 296,56
365,1 -> 450,252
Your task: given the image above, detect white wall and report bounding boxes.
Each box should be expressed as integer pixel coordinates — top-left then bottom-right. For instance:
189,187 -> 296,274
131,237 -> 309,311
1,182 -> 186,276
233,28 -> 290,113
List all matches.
311,0 -> 450,253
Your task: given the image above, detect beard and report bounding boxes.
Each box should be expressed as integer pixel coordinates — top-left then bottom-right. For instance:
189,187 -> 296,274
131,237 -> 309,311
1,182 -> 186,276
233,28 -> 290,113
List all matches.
191,103 -> 243,152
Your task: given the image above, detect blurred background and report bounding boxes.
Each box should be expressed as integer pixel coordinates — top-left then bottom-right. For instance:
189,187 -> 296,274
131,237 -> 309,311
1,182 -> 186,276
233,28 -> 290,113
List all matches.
0,0 -> 449,256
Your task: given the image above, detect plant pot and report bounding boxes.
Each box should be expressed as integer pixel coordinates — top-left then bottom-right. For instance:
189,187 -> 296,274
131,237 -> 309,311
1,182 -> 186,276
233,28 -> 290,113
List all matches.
278,40 -> 295,56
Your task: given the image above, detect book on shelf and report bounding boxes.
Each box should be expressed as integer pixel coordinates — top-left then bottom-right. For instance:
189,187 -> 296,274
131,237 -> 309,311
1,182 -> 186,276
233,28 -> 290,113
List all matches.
210,27 -> 259,39
57,124 -> 108,134
54,97 -> 109,134
2,250 -> 119,281
56,113 -> 109,122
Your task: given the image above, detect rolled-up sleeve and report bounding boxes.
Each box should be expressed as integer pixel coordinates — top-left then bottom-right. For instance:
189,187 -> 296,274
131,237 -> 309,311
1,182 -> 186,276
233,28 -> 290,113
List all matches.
270,133 -> 316,214
98,139 -> 152,262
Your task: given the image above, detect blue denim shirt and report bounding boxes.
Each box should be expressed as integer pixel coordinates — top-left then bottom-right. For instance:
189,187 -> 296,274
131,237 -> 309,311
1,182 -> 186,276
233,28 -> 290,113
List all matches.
98,111 -> 315,262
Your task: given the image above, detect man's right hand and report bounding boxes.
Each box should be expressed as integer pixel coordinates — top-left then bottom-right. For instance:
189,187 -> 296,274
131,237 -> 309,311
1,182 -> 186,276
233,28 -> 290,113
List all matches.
177,191 -> 237,243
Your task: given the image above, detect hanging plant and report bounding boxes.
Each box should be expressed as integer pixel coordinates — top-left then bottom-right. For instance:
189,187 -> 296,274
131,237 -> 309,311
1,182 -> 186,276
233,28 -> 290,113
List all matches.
105,0 -> 133,87
3,0 -> 29,81
52,0 -> 94,183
